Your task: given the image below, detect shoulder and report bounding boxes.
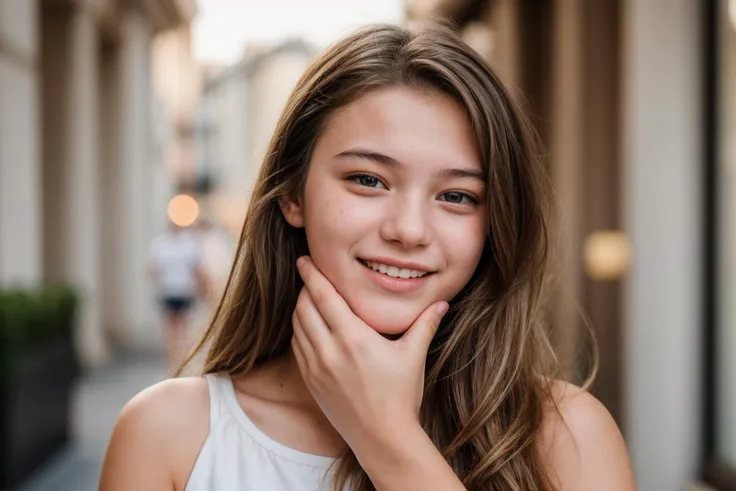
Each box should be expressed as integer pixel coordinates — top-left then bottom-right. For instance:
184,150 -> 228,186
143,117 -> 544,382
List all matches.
537,380 -> 636,491
113,376 -> 210,437
99,376 -> 210,491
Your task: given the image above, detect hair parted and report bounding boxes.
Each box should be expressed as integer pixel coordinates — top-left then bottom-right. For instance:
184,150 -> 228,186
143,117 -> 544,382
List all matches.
178,23 -> 594,491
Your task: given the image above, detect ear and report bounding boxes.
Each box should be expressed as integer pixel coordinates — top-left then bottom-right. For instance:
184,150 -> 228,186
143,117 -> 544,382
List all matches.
278,194 -> 305,228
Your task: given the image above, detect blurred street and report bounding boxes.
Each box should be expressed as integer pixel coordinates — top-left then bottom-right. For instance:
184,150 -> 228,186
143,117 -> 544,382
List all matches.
13,352 -> 167,491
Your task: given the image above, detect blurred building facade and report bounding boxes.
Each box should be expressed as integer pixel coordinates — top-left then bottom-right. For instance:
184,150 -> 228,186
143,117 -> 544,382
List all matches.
407,0 -> 733,490
0,0 -> 197,367
150,23 -> 203,238
196,41 -> 313,233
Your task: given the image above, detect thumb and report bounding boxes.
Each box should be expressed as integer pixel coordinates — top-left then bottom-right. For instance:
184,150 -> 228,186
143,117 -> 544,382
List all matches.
402,301 -> 449,352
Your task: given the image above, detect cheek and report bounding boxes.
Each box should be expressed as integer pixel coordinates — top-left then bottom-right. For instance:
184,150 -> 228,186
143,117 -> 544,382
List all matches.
302,188 -> 383,288
441,215 -> 487,288
304,193 -> 375,249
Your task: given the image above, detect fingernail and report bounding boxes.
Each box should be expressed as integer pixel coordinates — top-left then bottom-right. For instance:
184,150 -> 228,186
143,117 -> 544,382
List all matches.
296,256 -> 305,268
436,302 -> 449,315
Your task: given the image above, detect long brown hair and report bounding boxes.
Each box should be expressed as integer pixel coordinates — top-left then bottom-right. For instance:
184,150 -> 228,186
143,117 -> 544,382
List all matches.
180,23 -> 583,490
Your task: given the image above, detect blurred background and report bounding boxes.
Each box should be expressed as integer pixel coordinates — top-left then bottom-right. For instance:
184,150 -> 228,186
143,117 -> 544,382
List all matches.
0,0 -> 734,490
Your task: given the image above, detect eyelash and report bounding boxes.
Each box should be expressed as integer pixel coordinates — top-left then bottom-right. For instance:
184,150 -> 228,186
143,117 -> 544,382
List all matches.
347,173 -> 479,205
349,173 -> 387,189
438,191 -> 478,205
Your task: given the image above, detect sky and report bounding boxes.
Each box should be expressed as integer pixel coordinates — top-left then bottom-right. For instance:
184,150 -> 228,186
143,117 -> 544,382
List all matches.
192,0 -> 405,65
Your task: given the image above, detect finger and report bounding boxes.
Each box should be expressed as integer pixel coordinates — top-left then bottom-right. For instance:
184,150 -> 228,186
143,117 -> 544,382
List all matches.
296,256 -> 359,334
294,287 -> 333,347
401,301 -> 449,353
291,313 -> 315,367
291,335 -> 309,379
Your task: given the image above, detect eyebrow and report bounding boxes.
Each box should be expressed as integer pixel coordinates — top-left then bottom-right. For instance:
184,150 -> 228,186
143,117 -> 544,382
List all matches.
334,148 -> 485,182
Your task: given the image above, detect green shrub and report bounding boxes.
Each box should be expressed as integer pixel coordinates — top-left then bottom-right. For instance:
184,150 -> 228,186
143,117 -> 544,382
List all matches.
0,284 -> 79,356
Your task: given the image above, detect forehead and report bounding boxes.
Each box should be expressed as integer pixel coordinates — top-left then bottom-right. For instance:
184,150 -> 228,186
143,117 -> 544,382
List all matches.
315,86 -> 481,172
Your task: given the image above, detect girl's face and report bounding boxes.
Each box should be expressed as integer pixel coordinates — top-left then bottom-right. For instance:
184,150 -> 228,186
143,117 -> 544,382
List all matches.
282,86 -> 488,335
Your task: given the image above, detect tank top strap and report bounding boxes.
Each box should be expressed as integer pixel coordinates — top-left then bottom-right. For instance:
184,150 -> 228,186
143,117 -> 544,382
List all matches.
203,373 -> 228,430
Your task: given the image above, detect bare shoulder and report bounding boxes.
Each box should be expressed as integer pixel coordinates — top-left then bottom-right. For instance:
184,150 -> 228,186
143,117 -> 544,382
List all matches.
537,380 -> 637,491
99,376 -> 210,491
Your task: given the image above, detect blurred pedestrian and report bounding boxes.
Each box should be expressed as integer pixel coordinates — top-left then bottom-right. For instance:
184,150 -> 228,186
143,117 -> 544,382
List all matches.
148,221 -> 207,370
101,24 -> 635,491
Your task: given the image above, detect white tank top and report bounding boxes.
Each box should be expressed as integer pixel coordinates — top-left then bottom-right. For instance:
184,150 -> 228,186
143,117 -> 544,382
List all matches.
185,373 -> 338,491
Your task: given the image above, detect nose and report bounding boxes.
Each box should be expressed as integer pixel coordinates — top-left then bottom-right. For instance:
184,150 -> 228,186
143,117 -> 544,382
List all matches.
379,192 -> 432,249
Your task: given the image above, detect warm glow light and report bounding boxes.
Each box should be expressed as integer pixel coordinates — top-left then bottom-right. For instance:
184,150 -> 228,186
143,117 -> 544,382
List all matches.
584,231 -> 632,281
168,194 -> 200,227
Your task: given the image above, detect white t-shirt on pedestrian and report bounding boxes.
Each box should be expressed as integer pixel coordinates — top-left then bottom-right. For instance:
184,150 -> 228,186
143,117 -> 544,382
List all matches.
150,230 -> 202,299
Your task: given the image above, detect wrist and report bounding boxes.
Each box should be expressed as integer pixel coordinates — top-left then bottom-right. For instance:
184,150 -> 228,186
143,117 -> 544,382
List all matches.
351,417 -> 429,476
348,416 -> 465,491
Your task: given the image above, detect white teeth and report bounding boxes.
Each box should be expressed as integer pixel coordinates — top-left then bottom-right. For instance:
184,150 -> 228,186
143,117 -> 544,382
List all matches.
364,261 -> 428,279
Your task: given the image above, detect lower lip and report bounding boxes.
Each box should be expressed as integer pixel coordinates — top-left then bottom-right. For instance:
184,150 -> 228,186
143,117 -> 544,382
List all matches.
359,261 -> 432,293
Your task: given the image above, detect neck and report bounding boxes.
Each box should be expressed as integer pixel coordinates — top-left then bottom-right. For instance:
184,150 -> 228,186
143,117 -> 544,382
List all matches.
278,348 -> 322,409
241,347 -> 325,417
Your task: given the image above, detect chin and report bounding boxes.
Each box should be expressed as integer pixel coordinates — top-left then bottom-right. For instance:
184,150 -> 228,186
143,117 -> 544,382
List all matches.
352,305 -> 424,336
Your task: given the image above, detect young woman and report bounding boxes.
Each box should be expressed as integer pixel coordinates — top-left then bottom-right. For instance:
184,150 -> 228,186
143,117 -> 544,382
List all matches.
100,24 -> 636,491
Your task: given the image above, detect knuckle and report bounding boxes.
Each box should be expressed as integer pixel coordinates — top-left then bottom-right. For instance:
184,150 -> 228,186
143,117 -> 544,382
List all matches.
318,347 -> 339,371
310,286 -> 328,307
340,331 -> 364,353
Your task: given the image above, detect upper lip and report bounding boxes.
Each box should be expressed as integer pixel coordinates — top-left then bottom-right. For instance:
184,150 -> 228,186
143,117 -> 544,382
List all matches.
359,256 -> 435,273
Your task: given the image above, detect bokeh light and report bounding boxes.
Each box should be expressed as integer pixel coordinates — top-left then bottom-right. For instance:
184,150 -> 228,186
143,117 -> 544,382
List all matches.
584,230 -> 632,281
167,194 -> 200,227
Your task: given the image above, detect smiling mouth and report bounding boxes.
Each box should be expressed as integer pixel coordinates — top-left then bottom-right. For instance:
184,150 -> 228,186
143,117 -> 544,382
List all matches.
357,259 -> 434,279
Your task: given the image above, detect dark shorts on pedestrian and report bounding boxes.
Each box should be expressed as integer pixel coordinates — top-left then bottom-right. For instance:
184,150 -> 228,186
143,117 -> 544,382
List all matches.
161,296 -> 194,315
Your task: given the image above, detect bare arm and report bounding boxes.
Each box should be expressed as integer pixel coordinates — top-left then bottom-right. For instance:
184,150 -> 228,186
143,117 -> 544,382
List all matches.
195,265 -> 210,299
99,377 -> 209,491
147,264 -> 160,288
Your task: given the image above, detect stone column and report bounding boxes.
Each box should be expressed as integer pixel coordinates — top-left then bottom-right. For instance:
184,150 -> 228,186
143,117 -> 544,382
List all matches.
114,7 -> 157,348
488,0 -> 520,92
99,39 -> 125,345
623,0 -> 703,488
548,0 -> 584,382
0,0 -> 42,285
42,4 -> 107,366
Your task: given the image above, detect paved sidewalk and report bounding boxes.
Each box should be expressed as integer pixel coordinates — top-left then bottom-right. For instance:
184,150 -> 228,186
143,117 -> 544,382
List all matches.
14,351 -> 168,491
